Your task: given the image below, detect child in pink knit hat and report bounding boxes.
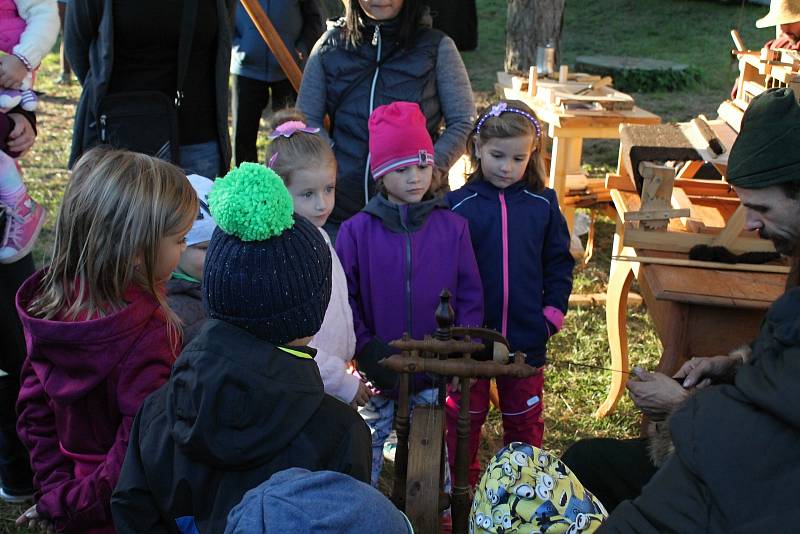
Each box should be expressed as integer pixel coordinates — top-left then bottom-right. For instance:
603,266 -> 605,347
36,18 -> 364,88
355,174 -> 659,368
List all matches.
336,101 -> 484,485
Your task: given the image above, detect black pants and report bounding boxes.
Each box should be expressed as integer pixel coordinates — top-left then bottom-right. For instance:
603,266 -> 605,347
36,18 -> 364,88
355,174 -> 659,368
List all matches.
0,254 -> 34,492
561,437 -> 658,512
231,74 -> 296,165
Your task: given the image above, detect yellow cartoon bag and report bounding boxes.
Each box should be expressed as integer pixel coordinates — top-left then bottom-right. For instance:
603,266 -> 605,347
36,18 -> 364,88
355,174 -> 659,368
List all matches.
471,442 -> 608,533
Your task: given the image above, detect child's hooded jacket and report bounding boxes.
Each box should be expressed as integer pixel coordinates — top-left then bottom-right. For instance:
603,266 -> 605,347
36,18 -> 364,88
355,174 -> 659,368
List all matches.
15,270 -> 175,533
111,319 -> 371,533
335,194 -> 484,392
448,180 -> 574,366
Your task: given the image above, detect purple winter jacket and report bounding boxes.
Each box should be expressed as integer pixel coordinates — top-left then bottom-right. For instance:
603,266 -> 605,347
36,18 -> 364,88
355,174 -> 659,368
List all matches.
335,195 -> 484,392
15,271 -> 175,533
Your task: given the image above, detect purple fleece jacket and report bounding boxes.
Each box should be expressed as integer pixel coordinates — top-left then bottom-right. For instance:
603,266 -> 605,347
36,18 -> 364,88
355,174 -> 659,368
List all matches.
15,271 -> 175,533
335,195 -> 484,393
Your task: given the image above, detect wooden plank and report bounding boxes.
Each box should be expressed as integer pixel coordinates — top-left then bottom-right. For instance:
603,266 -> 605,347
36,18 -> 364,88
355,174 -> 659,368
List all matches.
717,100 -> 743,132
405,406 -> 444,534
569,292 -> 643,307
624,208 -> 690,222
711,204 -> 747,247
673,178 -> 737,198
623,226 -> 776,253
641,263 -> 785,306
613,255 -> 790,274
606,173 -> 637,192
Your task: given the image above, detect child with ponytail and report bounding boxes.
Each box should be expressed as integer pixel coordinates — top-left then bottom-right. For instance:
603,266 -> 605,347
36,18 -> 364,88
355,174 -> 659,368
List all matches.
266,109 -> 371,407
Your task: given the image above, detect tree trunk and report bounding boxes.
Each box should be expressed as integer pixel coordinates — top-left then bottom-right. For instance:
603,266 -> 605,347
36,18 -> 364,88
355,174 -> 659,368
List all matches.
505,0 -> 566,73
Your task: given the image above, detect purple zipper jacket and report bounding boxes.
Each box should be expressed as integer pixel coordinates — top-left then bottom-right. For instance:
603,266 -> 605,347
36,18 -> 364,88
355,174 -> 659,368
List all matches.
335,195 -> 484,393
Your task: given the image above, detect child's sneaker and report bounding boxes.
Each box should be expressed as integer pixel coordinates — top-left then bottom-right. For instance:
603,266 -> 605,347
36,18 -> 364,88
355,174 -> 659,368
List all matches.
0,193 -> 45,264
383,429 -> 398,463
0,486 -> 34,504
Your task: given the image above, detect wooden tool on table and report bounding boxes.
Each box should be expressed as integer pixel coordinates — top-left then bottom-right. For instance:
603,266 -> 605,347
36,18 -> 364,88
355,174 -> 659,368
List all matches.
575,76 -> 613,95
690,115 -> 725,156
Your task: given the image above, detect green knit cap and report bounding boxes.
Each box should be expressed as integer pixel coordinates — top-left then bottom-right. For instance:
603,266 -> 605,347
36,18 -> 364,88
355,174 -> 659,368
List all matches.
208,162 -> 294,241
727,88 -> 800,189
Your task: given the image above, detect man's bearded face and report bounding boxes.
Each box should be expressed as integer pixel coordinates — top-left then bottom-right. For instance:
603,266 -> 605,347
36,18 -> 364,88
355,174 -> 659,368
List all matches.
736,185 -> 800,256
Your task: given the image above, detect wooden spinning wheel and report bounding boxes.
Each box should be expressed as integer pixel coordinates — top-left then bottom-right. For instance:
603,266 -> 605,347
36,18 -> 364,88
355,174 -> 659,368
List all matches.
380,290 -> 540,534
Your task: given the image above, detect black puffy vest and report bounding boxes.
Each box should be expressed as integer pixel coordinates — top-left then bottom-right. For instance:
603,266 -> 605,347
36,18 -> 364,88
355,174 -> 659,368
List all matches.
318,20 -> 444,225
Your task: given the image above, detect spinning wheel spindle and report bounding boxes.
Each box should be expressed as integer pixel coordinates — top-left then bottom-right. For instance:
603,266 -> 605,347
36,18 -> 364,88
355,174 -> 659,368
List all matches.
452,335 -> 473,532
392,338 -> 412,510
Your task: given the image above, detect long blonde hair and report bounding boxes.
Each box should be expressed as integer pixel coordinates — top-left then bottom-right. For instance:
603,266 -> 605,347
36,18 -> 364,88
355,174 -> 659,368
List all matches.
29,147 -> 198,332
467,99 -> 548,192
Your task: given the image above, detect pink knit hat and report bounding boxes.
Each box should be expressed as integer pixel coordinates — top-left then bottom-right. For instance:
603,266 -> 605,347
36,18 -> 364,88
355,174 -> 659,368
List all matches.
368,102 -> 434,179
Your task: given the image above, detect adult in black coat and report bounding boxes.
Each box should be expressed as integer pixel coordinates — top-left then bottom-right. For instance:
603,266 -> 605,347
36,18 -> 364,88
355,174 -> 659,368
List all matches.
600,88 -> 800,532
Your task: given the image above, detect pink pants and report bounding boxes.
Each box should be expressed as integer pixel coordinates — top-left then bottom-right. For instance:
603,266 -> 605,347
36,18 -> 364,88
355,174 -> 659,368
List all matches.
445,373 -> 544,486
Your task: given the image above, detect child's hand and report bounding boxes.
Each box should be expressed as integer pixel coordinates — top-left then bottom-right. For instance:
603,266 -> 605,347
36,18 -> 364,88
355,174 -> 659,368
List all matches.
16,504 -> 55,533
0,55 -> 28,89
353,380 -> 373,407
7,113 -> 35,155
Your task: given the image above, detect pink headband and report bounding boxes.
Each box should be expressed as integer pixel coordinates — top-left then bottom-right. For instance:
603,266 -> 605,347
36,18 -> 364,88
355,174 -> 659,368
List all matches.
267,120 -> 320,140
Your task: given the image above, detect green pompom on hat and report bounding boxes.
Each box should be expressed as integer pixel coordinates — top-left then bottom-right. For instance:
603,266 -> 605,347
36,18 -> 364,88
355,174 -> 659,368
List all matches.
727,88 -> 800,189
208,162 -> 294,241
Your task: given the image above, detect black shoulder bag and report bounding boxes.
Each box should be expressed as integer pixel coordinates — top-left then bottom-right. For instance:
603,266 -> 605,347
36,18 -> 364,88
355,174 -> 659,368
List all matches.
96,0 -> 198,162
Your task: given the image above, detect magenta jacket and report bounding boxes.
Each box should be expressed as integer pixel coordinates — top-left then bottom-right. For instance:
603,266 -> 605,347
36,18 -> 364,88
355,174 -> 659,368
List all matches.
15,271 -> 175,533
335,195 -> 484,392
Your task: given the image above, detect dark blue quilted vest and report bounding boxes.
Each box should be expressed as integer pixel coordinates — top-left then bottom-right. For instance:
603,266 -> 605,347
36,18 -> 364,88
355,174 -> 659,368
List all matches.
318,20 -> 444,225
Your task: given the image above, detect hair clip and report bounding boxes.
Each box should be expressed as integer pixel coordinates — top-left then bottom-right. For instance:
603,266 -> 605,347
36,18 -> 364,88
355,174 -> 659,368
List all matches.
475,102 -> 542,140
268,120 -> 320,140
268,152 -> 279,169
418,149 -> 434,167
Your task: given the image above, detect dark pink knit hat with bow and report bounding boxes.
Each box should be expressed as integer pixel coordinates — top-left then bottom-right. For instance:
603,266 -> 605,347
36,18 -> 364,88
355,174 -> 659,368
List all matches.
368,101 -> 434,179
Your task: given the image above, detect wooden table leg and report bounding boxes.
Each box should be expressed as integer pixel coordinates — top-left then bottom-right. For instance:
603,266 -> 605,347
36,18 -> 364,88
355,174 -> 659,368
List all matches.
549,135 -> 583,236
654,303 -> 689,376
596,218 -> 635,418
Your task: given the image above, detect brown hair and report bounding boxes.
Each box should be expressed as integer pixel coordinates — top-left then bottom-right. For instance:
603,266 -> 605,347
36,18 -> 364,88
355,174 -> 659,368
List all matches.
29,148 -> 198,337
466,99 -> 547,192
265,108 -> 336,186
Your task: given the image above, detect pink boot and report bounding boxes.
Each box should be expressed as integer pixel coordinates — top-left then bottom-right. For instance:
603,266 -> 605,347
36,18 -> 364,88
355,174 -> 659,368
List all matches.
0,192 -> 45,264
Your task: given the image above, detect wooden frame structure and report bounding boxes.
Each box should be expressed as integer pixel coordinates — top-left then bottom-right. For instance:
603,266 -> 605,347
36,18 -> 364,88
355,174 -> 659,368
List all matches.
598,132 -> 788,417
380,291 -> 538,533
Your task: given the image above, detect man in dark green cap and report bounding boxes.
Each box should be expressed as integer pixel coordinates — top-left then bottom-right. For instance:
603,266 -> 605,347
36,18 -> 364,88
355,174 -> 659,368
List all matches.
726,87 -> 800,256
598,88 -> 800,533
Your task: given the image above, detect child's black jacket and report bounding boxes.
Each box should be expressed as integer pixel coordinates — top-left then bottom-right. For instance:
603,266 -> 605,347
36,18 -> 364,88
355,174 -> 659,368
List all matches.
111,319 -> 371,533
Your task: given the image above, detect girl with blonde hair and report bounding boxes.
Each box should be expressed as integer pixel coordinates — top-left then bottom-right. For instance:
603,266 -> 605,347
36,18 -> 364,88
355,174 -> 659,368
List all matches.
266,109 -> 371,407
14,147 -> 197,533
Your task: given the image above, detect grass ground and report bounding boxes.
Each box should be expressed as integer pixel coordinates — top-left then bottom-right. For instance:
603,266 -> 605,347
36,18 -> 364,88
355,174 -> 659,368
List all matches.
0,0 -> 773,530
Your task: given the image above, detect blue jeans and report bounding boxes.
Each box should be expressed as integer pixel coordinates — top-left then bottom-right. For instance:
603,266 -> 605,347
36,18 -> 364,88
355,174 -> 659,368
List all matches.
359,388 -> 450,490
179,141 -> 222,179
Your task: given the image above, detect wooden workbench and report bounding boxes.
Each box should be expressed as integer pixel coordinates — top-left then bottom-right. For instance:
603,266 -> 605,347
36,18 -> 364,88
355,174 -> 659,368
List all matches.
597,189 -> 787,417
501,84 -> 660,255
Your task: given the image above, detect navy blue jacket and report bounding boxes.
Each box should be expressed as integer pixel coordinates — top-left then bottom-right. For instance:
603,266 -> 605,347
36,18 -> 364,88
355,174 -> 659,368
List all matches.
448,180 -> 574,365
231,0 -> 324,83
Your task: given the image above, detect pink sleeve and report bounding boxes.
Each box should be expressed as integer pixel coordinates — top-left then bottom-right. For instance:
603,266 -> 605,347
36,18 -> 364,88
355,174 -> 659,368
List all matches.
35,324 -> 174,532
16,358 -> 73,500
